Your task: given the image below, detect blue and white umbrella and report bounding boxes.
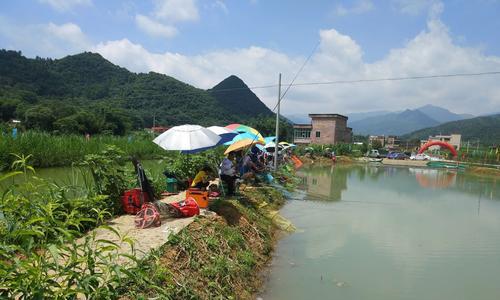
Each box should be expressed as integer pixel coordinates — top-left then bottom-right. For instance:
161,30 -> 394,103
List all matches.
264,136 -> 276,144
207,126 -> 238,144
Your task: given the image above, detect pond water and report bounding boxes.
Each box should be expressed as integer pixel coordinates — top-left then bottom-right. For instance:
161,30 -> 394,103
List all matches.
0,160 -> 168,192
262,164 -> 500,300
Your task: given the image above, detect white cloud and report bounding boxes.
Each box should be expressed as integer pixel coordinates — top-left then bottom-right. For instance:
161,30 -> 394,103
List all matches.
335,0 -> 374,16
38,0 -> 92,12
392,0 -> 440,15
135,14 -> 178,38
153,0 -> 199,22
45,22 -> 89,49
92,16 -> 500,116
0,18 -> 90,58
135,0 -> 199,39
212,0 -> 228,14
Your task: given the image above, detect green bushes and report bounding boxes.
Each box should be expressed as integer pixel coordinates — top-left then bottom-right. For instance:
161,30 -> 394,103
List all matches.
162,147 -> 224,181
80,146 -> 129,215
0,170 -> 111,251
1,228 -> 139,299
0,153 -> 144,299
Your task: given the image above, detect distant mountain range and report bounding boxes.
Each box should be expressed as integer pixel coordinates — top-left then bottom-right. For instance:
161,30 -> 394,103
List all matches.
0,50 -> 274,134
349,108 -> 441,136
285,104 -> 476,136
402,114 -> 500,145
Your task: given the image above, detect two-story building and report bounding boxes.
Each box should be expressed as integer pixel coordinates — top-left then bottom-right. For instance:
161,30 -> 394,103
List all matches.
293,114 -> 352,145
421,134 -> 461,150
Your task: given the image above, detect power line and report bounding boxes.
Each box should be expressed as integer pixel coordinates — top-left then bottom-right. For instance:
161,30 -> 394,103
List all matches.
290,71 -> 500,87
272,70 -> 500,110
101,70 -> 500,102
276,40 -> 320,106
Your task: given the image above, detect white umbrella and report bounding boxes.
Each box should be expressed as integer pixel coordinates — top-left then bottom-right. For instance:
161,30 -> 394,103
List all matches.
153,124 -> 221,151
264,142 -> 284,152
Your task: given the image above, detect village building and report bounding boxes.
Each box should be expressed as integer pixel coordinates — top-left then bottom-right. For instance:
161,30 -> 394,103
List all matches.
148,126 -> 169,134
385,135 -> 401,149
293,114 -> 352,145
421,134 -> 461,150
369,135 -> 386,148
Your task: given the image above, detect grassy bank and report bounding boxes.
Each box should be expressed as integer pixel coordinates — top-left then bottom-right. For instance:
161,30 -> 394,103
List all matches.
298,154 -> 354,165
121,187 -> 287,299
0,131 -> 165,171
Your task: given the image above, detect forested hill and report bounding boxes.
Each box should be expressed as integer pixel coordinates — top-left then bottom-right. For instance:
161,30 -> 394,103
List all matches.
401,114 -> 500,145
0,50 -> 274,135
209,75 -> 274,118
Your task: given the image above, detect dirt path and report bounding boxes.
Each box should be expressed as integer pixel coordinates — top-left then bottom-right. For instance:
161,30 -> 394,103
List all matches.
77,191 -> 201,263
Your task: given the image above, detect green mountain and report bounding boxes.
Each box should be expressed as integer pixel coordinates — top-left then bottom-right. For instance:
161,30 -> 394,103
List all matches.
0,50 -> 274,134
210,75 -> 274,118
401,114 -> 500,145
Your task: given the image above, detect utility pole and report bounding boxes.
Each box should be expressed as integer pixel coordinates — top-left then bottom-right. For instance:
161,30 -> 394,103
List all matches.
274,73 -> 282,170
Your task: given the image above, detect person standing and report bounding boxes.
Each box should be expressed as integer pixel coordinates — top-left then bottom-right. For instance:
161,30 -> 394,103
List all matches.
219,152 -> 238,196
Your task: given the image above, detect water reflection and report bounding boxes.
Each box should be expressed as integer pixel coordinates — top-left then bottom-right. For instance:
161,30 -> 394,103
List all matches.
297,164 -> 349,201
297,164 -> 498,202
410,168 -> 457,189
263,165 -> 500,300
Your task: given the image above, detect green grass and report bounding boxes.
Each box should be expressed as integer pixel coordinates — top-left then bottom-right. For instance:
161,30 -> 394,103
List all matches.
0,130 -> 165,171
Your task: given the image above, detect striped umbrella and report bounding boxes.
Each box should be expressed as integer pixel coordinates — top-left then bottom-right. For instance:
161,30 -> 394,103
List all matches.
224,132 -> 266,145
224,138 -> 264,155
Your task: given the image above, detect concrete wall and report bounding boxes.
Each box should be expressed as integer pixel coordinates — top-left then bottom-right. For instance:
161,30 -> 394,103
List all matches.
311,118 -> 337,144
450,134 -> 461,150
334,118 -> 347,144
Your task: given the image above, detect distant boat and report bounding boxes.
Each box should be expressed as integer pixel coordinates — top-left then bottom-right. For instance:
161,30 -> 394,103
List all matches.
368,158 -> 383,163
427,161 -> 467,170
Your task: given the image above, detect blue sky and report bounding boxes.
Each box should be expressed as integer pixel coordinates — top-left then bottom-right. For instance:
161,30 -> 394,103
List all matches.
1,0 -> 500,115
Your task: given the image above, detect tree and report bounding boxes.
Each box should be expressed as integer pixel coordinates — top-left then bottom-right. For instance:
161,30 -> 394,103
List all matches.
371,140 -> 383,150
53,115 -> 82,133
0,98 -> 20,121
24,105 -> 55,130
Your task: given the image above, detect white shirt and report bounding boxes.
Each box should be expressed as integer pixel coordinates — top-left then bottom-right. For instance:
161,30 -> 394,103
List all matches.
219,158 -> 235,176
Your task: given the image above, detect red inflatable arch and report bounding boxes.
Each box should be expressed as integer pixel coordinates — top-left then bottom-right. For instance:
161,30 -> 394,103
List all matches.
418,140 -> 458,157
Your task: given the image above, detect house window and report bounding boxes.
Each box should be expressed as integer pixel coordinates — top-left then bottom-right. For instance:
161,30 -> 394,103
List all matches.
294,128 -> 311,139
316,131 -> 321,138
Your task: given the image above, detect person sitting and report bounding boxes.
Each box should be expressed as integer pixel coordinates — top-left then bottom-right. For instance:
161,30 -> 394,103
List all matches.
250,146 -> 266,170
191,166 -> 213,190
219,152 -> 238,196
241,151 -> 265,181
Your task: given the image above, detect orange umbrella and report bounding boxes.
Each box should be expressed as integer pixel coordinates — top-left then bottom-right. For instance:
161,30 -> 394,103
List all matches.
224,138 -> 264,155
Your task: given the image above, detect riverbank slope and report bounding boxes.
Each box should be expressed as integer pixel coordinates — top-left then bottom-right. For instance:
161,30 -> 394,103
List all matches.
119,186 -> 287,299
